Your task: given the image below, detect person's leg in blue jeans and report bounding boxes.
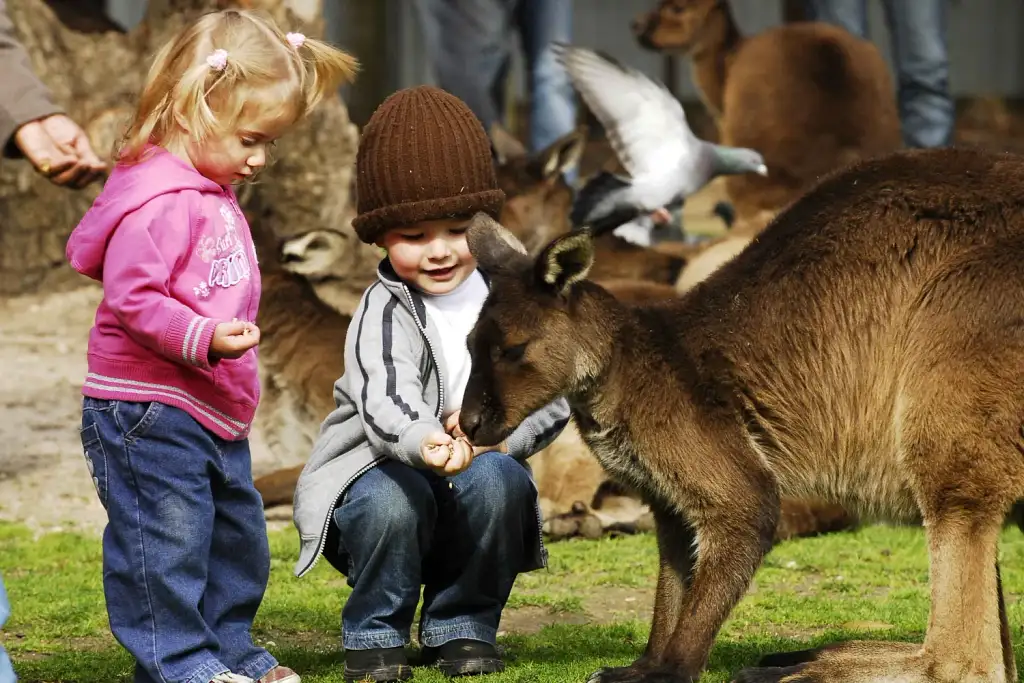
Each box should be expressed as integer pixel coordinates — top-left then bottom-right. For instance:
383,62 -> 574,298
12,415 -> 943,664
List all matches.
515,0 -> 578,183
330,453 -> 539,650
418,451 -> 538,647
414,0 -> 517,135
881,0 -> 954,148
0,573 -> 16,683
199,436 -> 277,681
803,0 -> 868,37
803,0 -> 953,148
332,460 -> 436,650
80,398 -> 276,683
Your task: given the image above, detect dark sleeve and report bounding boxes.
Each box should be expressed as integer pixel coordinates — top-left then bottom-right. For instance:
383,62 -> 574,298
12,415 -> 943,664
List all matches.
0,0 -> 64,158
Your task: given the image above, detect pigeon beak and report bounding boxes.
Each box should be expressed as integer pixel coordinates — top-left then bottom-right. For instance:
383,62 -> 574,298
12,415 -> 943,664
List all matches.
755,164 -> 769,176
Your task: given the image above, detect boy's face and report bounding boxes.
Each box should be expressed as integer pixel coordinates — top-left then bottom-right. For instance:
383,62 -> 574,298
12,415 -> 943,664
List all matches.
378,217 -> 477,295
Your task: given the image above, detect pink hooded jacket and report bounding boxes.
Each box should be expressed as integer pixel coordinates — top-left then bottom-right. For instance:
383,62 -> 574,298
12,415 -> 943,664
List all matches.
66,146 -> 261,440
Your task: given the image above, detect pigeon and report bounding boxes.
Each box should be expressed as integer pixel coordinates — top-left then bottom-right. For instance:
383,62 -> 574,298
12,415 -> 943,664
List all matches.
552,43 -> 768,238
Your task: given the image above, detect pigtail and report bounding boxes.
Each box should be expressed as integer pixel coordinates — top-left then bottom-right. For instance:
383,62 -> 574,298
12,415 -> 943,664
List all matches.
294,36 -> 359,115
173,57 -> 233,143
116,38 -> 181,163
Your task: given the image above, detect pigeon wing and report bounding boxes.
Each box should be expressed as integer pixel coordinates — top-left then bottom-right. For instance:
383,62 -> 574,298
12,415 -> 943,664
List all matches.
553,43 -> 698,181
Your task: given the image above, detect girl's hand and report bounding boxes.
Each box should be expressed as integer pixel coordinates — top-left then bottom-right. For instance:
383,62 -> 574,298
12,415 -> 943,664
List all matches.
209,319 -> 260,360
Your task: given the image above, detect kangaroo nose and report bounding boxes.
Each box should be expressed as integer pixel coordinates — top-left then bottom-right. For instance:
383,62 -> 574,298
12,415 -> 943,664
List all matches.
459,410 -> 482,441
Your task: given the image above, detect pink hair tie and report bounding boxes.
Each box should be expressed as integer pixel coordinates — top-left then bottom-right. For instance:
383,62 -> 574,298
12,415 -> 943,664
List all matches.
206,48 -> 228,71
286,32 -> 306,49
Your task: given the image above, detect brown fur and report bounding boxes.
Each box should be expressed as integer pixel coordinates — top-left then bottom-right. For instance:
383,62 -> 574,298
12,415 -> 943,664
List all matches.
460,146 -> 1024,682
632,0 -> 902,226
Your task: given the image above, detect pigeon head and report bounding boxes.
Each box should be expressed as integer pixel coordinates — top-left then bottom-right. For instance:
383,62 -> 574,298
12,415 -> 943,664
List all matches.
712,146 -> 769,178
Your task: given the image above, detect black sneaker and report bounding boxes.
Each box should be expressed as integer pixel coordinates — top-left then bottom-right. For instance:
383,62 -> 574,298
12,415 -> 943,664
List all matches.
419,639 -> 504,677
343,646 -> 413,682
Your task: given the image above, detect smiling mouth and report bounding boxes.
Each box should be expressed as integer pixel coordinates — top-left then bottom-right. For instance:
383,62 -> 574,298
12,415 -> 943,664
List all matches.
425,265 -> 457,279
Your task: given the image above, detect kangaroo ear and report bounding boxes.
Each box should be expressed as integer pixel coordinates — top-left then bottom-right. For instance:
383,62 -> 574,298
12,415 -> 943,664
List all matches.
489,123 -> 528,164
466,212 -> 530,274
535,231 -> 594,295
533,125 -> 587,182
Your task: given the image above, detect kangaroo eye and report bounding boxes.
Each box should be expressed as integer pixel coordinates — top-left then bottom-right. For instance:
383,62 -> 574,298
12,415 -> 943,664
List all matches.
502,342 -> 527,363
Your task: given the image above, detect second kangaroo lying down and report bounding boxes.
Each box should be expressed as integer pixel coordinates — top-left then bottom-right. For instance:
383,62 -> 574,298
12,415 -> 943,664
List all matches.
458,146 -> 1024,683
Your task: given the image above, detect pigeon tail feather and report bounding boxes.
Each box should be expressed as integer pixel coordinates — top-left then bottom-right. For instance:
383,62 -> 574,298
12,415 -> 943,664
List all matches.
571,170 -> 632,227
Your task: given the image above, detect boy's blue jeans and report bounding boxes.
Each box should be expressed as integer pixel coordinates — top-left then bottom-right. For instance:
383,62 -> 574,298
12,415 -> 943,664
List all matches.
79,398 -> 277,683
804,0 -> 954,149
0,573 -> 15,683
325,452 -> 543,651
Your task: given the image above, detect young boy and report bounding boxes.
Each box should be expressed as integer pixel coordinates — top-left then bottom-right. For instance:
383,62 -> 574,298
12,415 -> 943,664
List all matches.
291,85 -> 571,683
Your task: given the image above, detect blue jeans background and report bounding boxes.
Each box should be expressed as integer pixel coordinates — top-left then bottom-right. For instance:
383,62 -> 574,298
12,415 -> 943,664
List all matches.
0,573 -> 15,683
804,0 -> 954,149
325,452 -> 543,651
80,398 -> 277,683
414,0 -> 578,180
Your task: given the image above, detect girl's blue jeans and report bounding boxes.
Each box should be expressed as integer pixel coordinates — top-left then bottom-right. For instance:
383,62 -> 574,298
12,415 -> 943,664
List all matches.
0,572 -> 15,683
80,398 -> 277,683
325,452 -> 544,651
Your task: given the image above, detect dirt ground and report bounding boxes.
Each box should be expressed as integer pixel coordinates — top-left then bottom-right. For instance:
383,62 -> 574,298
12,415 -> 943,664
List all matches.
0,282 -> 316,537
0,283 -> 108,535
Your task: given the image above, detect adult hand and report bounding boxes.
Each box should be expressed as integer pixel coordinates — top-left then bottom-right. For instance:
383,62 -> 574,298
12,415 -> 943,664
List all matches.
14,114 -> 107,188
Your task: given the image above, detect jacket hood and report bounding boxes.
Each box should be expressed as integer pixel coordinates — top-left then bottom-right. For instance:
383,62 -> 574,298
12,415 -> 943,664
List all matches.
66,146 -> 226,281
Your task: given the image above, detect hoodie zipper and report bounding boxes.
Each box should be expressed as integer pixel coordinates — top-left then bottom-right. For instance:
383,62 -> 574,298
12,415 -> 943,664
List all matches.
402,284 -> 444,420
298,455 -> 385,578
299,283 -> 446,578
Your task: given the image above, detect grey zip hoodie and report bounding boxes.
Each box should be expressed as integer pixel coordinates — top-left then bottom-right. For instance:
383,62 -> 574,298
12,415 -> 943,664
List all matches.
292,260 -> 571,578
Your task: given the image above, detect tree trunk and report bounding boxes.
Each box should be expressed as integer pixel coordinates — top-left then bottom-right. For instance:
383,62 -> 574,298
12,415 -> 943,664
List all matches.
0,0 -> 370,296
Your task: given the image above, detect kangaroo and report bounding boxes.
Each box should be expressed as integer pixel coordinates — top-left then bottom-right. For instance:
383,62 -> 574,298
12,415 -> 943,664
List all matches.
633,0 -> 902,294
249,241 -> 351,483
459,146 -> 1024,683
264,130 -> 856,542
277,212 -> 379,317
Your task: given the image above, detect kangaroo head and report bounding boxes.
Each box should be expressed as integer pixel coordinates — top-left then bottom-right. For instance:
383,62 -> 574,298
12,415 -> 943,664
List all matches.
460,213 -> 600,446
633,0 -> 726,53
493,125 -> 586,255
279,229 -> 350,279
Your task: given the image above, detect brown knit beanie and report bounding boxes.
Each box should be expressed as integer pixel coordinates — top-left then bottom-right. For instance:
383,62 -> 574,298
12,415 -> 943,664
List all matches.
352,85 -> 506,244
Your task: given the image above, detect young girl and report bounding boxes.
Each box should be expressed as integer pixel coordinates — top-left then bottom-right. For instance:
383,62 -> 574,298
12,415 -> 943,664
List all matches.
66,9 -> 357,683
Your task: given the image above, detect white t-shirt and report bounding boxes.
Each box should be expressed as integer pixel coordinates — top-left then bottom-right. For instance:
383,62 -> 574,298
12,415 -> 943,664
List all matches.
421,269 -> 490,419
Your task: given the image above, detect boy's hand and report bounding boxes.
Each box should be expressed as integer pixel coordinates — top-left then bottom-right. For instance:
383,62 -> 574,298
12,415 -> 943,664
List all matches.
421,431 -> 475,477
444,410 -> 507,457
209,319 -> 260,360
444,411 -> 464,438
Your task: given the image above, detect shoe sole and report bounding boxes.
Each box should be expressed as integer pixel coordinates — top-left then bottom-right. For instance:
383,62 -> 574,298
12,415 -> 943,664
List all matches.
437,658 -> 505,677
343,664 -> 413,682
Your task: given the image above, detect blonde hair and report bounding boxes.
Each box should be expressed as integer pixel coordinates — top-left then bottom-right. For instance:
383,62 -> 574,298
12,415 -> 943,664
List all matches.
118,9 -> 359,163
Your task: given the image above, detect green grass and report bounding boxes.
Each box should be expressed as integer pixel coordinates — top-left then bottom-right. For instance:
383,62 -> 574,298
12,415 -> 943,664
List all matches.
3,522 -> 1024,682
